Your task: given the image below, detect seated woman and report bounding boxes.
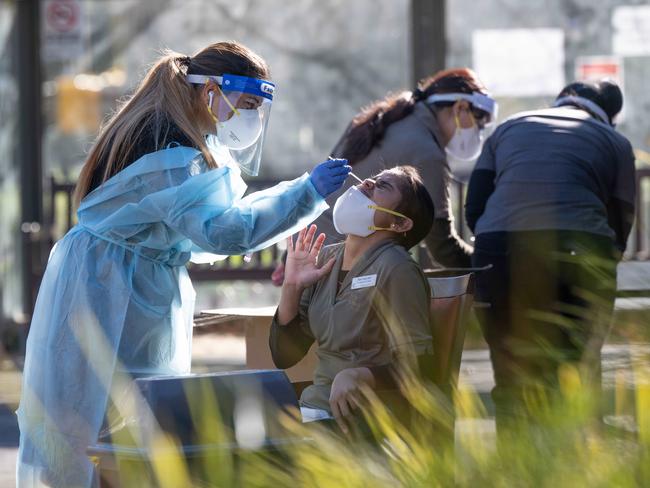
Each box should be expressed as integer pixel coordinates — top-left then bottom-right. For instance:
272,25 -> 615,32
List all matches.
269,166 -> 435,433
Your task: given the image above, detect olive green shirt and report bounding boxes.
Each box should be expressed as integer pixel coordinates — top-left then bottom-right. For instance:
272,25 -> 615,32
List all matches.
269,240 -> 432,411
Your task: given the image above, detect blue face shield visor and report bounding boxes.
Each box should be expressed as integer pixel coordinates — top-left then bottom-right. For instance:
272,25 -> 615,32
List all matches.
187,73 -> 275,176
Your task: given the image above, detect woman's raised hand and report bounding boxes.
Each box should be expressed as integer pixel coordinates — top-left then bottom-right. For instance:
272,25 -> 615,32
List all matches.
284,225 -> 336,290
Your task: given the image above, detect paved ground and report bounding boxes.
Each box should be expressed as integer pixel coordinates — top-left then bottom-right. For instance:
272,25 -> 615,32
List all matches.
0,448 -> 16,486
0,363 -> 20,486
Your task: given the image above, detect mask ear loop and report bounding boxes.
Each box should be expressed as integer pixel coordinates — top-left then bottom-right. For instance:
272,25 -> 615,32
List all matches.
206,80 -> 240,126
367,205 -> 410,232
216,84 -> 240,116
455,101 -> 476,129
368,205 -> 408,219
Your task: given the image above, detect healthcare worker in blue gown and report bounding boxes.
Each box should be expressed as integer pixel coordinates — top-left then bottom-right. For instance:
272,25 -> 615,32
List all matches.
16,41 -> 350,487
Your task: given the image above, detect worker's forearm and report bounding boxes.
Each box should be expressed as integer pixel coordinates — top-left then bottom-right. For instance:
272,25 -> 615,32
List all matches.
277,284 -> 303,325
424,219 -> 473,268
465,168 -> 495,233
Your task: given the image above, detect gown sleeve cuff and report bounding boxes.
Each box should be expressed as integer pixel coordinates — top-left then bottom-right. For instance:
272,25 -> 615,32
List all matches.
302,172 -> 329,209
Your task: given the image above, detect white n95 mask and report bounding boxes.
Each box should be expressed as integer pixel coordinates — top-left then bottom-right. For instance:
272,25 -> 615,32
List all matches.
445,114 -> 483,162
333,186 -> 409,237
216,107 -> 263,150
186,73 -> 275,176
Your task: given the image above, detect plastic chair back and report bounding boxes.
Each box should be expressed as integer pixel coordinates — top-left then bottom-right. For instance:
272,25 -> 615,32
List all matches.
427,273 -> 475,390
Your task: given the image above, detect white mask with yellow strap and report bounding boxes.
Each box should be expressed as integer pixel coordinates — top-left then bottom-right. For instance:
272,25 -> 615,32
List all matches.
426,91 -> 498,162
186,73 -> 275,176
333,186 -> 409,237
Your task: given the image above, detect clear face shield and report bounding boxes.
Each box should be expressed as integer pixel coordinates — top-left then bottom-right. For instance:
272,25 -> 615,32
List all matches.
426,91 -> 498,181
187,73 -> 275,176
426,91 -> 499,136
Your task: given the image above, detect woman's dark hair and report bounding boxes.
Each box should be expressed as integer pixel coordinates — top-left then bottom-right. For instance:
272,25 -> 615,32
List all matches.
556,79 -> 622,124
336,68 -> 487,165
382,166 -> 435,250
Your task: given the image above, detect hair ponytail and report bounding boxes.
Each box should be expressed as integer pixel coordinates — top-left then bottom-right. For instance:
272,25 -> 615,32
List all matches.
336,91 -> 418,165
75,41 -> 269,206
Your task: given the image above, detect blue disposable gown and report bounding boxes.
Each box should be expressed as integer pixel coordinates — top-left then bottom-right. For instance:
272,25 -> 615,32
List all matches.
16,146 -> 328,487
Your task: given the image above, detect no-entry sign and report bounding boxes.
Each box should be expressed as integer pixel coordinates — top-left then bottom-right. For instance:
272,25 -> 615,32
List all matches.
42,0 -> 85,61
45,0 -> 80,34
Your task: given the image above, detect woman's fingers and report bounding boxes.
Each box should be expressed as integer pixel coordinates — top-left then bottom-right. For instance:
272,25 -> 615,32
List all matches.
330,399 -> 343,431
349,394 -> 361,410
310,233 -> 327,259
326,157 -> 348,168
337,398 -> 353,435
303,225 -> 317,252
332,401 -> 349,435
317,257 -> 336,279
338,398 -> 351,419
296,227 -> 307,252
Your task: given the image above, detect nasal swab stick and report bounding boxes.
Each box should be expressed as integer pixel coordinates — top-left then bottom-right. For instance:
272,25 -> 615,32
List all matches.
328,155 -> 364,184
348,172 -> 364,184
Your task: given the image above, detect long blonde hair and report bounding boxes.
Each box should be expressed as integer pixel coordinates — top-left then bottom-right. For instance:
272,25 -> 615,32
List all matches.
74,41 -> 269,206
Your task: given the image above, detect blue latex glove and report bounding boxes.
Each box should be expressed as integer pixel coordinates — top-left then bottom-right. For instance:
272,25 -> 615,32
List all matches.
309,158 -> 352,198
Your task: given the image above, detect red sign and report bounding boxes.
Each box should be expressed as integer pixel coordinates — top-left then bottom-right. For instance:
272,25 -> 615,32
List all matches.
574,56 -> 625,121
45,0 -> 80,34
575,56 -> 623,87
577,63 -> 618,78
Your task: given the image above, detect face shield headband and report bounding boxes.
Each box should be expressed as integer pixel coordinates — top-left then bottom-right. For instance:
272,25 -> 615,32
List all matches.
186,73 -> 275,101
186,73 -> 276,176
426,91 -> 498,128
553,95 -> 612,125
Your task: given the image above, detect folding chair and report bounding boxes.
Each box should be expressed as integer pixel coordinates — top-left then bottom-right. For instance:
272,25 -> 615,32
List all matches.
421,271 -> 475,447
426,271 -> 475,394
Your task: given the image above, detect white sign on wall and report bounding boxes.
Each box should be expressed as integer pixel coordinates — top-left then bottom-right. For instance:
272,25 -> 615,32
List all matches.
42,0 -> 85,61
613,5 -> 650,57
472,28 -> 565,97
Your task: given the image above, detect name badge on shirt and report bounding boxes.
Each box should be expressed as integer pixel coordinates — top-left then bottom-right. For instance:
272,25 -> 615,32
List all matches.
351,274 -> 377,290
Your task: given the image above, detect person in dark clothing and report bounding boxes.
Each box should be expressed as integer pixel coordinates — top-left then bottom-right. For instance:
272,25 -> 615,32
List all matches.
465,79 -> 636,437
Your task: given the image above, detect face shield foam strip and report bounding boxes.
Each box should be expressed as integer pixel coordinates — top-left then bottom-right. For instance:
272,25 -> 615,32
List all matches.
553,96 -> 610,125
186,73 -> 275,101
426,92 -> 498,121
